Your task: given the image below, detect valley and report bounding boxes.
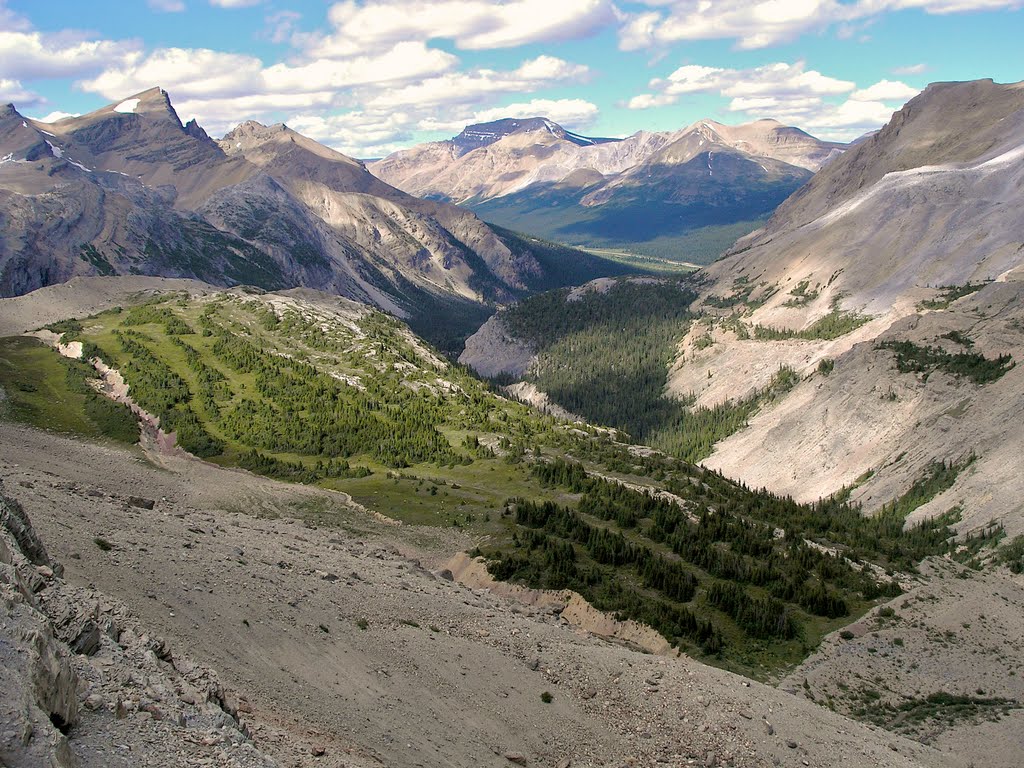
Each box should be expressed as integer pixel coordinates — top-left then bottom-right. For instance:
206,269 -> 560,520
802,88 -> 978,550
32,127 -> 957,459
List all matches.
0,31 -> 1022,767
1,284 -> 947,679
371,118 -> 841,264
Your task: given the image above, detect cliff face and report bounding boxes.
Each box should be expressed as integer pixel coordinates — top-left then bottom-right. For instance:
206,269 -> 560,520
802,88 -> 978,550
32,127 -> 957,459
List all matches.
0,89 -> 599,338
0,480 -> 279,768
666,80 -> 1024,526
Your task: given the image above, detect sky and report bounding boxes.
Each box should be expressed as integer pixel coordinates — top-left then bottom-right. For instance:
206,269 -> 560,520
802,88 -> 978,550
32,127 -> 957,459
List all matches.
1,0 -> 1021,157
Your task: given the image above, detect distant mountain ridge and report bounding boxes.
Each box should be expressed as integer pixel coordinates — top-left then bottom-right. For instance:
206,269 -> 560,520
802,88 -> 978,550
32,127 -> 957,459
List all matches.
370,117 -> 844,262
452,117 -> 619,156
459,79 -> 1024,542
0,88 -> 632,351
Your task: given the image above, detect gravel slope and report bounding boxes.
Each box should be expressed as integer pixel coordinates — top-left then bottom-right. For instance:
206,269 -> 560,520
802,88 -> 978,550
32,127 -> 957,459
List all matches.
0,423 -> 960,768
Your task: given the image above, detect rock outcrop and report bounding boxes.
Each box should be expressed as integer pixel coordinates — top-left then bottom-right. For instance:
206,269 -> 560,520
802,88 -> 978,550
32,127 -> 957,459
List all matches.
0,481 -> 278,767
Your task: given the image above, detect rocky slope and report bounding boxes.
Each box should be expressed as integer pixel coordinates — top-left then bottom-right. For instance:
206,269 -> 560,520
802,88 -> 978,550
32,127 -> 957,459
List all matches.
671,79 -> 1024,529
0,479 -> 282,768
371,117 -> 842,258
0,424 -> 965,768
0,88 -> 622,346
462,80 -> 1024,536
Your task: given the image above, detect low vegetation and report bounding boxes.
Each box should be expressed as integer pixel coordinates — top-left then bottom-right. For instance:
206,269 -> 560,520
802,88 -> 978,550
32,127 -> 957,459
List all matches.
917,282 -> 988,310
751,308 -> 870,341
480,457 -> 968,676
0,289 -> 992,679
854,691 -> 1021,734
878,340 -> 1014,384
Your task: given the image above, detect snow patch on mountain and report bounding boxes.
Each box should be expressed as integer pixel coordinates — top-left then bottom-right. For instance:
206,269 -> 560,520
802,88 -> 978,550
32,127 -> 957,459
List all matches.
113,98 -> 140,114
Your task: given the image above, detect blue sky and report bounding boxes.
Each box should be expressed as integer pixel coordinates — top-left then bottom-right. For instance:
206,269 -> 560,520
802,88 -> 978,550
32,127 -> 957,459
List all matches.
1,0 -> 1021,156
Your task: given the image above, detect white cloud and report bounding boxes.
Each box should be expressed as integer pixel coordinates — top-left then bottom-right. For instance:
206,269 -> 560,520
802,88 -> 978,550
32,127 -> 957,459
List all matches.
0,30 -> 140,80
620,0 -> 851,51
310,0 -> 614,57
209,0 -> 263,7
79,41 -> 457,104
32,110 -> 80,123
263,10 -> 302,44
625,92 -> 678,110
0,78 -> 43,107
629,61 -> 854,109
148,0 -> 186,11
286,110 -> 417,157
264,42 -> 458,92
361,55 -> 589,110
619,0 -> 1024,51
850,79 -> 920,101
891,62 -> 928,75
628,61 -> 918,140
0,0 -> 31,32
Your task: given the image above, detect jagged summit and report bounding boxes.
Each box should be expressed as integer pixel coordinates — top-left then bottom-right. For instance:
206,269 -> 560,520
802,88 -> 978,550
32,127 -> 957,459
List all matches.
452,116 -> 618,156
370,115 -> 838,256
0,88 -> 623,340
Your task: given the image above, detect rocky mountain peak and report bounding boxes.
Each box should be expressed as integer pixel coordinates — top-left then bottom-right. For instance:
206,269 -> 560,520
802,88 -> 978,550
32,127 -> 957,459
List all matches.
111,86 -> 184,128
183,118 -> 211,143
452,117 -> 617,156
223,120 -> 289,140
754,78 -> 1024,241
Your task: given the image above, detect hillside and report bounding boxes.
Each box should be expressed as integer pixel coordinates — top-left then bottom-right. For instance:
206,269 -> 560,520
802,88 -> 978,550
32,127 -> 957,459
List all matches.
0,88 -> 634,354
5,277 -> 1023,766
1,277 -> 989,676
371,118 -> 842,262
1,428 -> 964,768
460,79 -> 1024,533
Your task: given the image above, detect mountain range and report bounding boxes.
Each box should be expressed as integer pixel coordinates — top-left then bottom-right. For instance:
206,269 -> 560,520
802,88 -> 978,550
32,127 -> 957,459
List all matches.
371,117 -> 845,262
0,88 -> 631,351
3,76 -> 1024,768
462,78 -> 1024,536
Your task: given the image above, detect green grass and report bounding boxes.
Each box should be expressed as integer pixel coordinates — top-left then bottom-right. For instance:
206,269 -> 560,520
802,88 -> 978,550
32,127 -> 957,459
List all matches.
330,457 -> 572,535
9,288 -> 982,682
0,336 -> 137,444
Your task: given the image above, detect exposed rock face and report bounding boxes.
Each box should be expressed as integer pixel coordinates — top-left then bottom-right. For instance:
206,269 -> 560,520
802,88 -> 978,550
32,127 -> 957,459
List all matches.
458,313 -> 536,378
1,488 -> 79,768
669,79 -> 1024,527
0,480 -> 279,767
0,88 -> 588,325
370,116 -> 840,252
